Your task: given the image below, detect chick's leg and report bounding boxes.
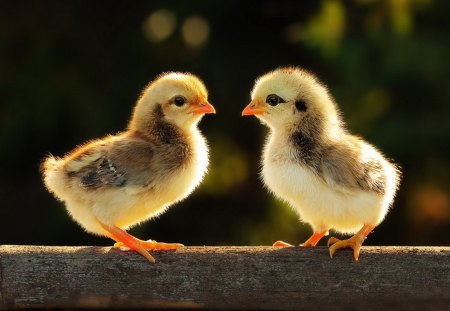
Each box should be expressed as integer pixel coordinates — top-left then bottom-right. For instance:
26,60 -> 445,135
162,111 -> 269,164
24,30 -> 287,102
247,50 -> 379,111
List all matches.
273,230 -> 328,247
301,231 -> 328,247
99,222 -> 156,264
327,224 -> 374,261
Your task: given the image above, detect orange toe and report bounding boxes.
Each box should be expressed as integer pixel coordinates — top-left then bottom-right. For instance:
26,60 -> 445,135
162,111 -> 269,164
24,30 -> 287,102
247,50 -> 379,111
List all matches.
273,240 -> 294,247
115,240 -> 184,251
328,236 -> 363,260
327,225 -> 374,261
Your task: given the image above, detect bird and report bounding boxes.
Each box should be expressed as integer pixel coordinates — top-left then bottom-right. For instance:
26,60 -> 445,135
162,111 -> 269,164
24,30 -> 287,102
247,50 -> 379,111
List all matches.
42,72 -> 216,263
242,67 -> 400,260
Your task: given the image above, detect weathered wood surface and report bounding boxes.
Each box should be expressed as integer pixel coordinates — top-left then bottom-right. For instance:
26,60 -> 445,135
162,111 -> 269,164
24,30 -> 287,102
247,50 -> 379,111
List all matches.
1,245 -> 449,310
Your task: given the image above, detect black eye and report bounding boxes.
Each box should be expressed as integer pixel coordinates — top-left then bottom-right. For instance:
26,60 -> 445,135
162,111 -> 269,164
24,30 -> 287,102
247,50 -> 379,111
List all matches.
266,94 -> 286,106
174,96 -> 186,107
295,100 -> 307,112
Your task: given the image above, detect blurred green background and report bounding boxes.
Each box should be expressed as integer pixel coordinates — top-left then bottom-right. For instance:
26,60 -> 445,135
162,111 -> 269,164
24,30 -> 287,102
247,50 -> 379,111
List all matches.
0,0 -> 449,247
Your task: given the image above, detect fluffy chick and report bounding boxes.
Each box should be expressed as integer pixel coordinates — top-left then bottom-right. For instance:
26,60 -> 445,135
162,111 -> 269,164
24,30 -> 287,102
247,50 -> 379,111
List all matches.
242,67 -> 400,260
42,72 -> 215,263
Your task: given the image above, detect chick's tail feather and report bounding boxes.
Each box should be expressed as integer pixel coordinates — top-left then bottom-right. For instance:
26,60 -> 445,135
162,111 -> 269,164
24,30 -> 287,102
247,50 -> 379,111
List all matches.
41,155 -> 67,199
41,154 -> 58,172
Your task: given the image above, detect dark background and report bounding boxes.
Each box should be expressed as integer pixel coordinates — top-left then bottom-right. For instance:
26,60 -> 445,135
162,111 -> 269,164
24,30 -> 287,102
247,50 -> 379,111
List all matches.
1,0 -> 449,247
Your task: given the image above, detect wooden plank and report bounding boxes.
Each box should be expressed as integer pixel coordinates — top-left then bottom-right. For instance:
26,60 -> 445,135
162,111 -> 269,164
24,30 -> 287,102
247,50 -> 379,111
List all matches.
1,245 -> 449,310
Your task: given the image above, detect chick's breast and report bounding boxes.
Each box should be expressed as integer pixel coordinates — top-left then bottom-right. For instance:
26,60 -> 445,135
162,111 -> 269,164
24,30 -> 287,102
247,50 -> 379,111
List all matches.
262,132 -> 390,234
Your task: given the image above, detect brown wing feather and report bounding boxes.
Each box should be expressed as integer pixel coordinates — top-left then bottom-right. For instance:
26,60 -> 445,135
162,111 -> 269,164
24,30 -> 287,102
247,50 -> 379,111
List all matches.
321,136 -> 386,195
65,136 -> 155,189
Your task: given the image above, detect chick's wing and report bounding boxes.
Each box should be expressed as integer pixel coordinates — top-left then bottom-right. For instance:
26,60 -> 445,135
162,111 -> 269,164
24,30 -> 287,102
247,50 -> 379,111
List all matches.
321,139 -> 386,195
67,137 -> 155,189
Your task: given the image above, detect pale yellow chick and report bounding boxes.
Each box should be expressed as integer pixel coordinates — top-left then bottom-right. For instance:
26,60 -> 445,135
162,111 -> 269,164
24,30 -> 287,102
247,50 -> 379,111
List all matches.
42,72 -> 215,263
242,67 -> 400,260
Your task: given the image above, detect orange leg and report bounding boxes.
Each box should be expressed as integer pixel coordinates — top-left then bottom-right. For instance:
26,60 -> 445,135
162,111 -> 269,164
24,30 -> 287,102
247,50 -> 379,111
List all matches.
99,222 -> 156,264
273,230 -> 328,248
301,231 -> 328,247
327,224 -> 375,261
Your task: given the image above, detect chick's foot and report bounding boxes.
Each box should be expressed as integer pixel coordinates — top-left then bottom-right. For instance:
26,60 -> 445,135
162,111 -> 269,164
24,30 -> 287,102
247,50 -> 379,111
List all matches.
114,239 -> 184,251
99,222 -> 156,263
327,224 -> 374,261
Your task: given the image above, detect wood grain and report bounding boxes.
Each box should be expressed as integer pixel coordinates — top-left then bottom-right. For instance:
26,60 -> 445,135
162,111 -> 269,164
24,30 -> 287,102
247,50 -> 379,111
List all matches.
1,245 -> 449,310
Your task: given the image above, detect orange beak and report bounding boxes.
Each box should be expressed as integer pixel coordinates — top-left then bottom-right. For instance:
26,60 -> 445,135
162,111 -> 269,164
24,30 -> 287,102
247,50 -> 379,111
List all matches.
242,100 -> 266,116
192,101 -> 216,115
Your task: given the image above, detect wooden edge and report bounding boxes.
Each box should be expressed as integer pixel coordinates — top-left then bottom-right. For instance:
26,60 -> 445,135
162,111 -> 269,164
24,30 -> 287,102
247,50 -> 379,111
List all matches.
1,245 -> 449,310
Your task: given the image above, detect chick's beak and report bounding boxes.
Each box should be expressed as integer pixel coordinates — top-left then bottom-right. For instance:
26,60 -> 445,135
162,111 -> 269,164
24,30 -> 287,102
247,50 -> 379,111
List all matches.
192,101 -> 216,115
242,100 -> 266,116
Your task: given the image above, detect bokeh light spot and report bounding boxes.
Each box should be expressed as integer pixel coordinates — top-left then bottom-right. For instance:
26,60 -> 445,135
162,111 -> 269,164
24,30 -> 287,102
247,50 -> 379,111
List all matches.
284,0 -> 346,58
410,184 -> 450,227
181,16 -> 210,47
142,9 -> 177,42
389,0 -> 413,36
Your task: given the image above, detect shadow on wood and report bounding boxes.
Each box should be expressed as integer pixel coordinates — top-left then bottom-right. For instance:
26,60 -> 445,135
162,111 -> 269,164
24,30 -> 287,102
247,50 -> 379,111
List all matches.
1,245 -> 449,310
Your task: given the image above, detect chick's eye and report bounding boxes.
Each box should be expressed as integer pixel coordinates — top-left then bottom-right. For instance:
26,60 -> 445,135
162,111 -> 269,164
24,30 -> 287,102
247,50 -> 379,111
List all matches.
266,94 -> 286,106
174,96 -> 186,107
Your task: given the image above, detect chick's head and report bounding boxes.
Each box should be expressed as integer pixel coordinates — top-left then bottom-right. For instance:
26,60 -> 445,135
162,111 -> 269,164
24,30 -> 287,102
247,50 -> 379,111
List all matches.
130,72 -> 215,131
243,67 -> 341,135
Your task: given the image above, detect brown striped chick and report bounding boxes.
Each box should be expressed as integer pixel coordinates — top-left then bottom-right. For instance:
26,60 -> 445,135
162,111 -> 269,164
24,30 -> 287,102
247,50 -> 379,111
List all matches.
242,67 -> 400,260
42,72 -> 215,263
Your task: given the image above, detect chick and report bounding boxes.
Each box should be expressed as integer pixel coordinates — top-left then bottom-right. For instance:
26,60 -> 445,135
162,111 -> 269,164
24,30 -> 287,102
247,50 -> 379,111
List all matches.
242,67 -> 400,260
42,72 -> 215,263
